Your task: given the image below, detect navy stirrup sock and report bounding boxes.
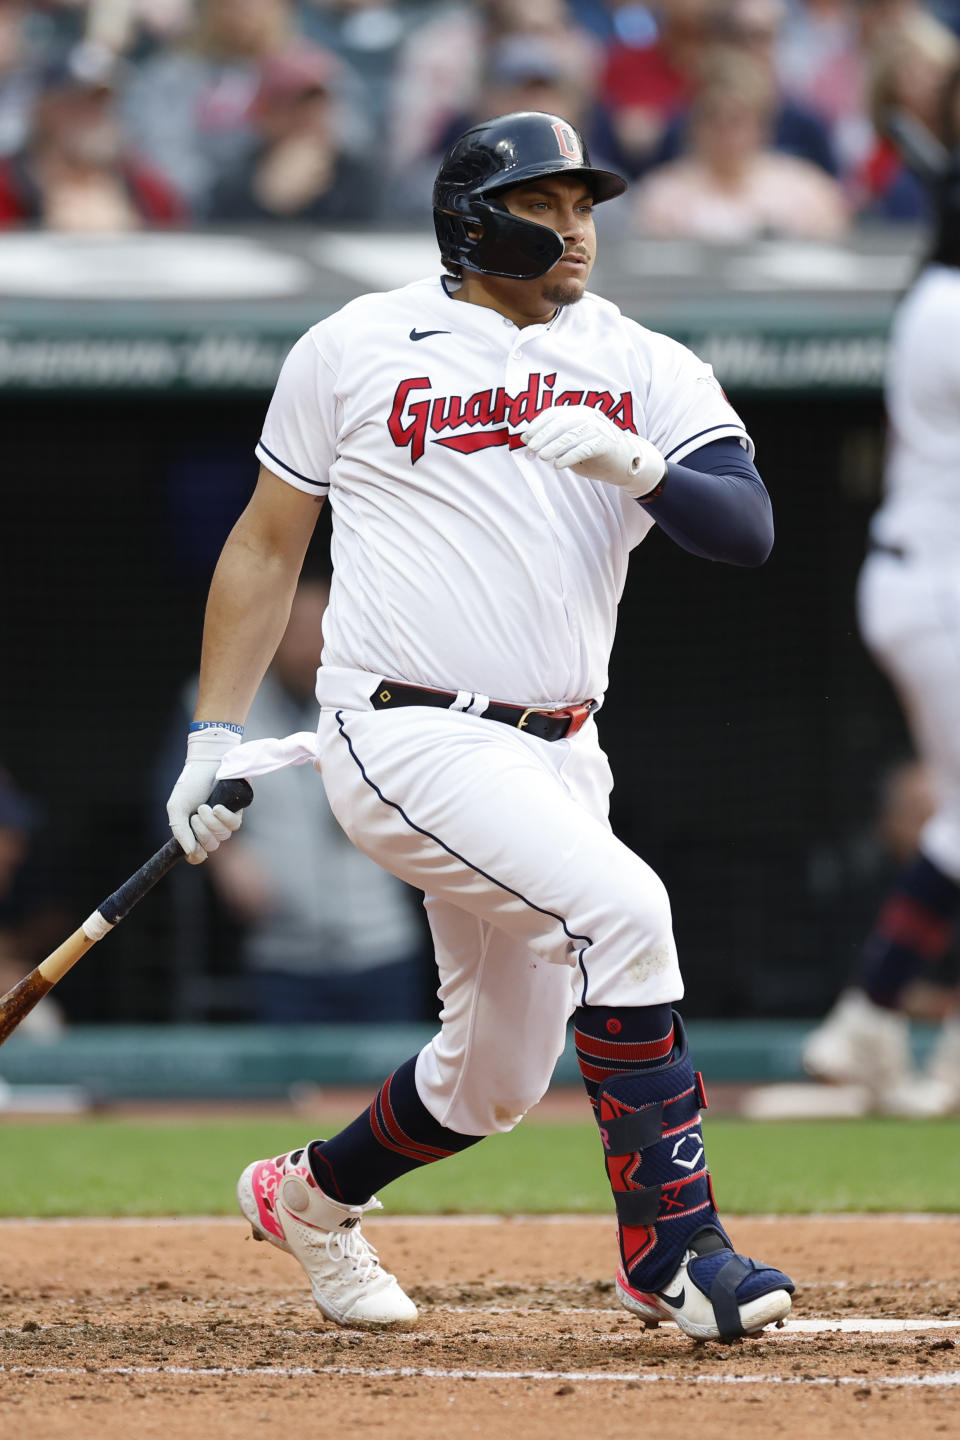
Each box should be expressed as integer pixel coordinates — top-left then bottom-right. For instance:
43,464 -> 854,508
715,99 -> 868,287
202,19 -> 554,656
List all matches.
308,1056 -> 480,1205
857,853 -> 960,1008
574,1002 -> 676,1107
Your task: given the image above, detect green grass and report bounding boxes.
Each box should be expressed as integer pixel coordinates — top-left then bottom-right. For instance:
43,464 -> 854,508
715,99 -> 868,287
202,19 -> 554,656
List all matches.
1,1114 -> 958,1217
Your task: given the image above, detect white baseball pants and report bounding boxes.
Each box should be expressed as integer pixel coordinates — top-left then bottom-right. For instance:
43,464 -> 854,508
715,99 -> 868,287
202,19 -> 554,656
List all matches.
858,553 -> 960,881
314,704 -> 683,1136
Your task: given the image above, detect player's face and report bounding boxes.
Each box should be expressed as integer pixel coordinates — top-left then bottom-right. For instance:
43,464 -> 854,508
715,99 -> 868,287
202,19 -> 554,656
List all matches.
502,177 -> 597,307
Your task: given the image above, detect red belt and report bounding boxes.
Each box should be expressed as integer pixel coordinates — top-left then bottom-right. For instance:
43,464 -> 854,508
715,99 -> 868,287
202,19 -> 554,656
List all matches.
370,680 -> 597,743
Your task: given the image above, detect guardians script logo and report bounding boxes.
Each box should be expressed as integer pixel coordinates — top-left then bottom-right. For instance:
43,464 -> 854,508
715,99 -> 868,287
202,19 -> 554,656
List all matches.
388,372 -> 637,464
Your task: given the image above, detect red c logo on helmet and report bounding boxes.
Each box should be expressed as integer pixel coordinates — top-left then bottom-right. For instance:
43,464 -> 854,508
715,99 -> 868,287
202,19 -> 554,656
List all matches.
552,122 -> 582,161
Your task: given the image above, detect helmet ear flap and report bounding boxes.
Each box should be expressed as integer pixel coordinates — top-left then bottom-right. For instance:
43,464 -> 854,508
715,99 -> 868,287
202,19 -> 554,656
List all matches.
435,199 -> 565,281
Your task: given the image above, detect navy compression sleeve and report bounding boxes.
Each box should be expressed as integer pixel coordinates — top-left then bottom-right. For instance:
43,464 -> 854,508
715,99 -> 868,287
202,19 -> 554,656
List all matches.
641,437 -> 774,566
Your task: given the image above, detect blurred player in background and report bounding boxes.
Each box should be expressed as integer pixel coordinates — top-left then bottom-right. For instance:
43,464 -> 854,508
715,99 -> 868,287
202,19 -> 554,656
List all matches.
803,62 -> 960,1116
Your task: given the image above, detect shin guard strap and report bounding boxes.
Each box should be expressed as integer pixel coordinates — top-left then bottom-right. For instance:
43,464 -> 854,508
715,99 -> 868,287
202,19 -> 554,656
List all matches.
597,1082 -> 702,1157
613,1185 -> 663,1227
613,1168 -> 711,1230
708,1255 -> 751,1340
599,1104 -> 664,1156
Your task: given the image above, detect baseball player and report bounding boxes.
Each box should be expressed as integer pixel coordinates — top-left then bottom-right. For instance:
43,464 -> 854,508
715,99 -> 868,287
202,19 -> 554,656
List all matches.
166,111 -> 794,1340
803,76 -> 960,1117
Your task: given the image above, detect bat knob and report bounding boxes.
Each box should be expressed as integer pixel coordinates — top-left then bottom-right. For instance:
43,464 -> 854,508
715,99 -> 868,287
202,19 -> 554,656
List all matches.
206,778 -> 254,812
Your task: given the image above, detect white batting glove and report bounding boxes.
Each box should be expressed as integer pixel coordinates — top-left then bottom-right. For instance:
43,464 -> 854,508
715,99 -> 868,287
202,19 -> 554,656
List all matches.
521,404 -> 666,499
167,725 -> 245,865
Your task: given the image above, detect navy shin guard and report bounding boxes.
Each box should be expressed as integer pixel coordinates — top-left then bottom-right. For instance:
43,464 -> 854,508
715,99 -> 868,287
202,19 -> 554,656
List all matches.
596,1014 -> 726,1292
595,1014 -> 793,1339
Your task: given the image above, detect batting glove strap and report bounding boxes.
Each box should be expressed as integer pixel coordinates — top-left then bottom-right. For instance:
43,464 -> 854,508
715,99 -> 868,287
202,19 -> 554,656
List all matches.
185,724 -> 245,763
189,719 -> 244,736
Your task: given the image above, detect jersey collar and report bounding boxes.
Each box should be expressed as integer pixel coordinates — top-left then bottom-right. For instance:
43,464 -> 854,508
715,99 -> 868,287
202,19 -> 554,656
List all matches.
435,273 -> 569,343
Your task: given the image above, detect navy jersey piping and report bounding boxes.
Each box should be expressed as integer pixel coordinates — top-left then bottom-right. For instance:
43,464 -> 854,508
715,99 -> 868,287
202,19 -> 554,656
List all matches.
663,424 -> 745,462
258,439 -> 330,489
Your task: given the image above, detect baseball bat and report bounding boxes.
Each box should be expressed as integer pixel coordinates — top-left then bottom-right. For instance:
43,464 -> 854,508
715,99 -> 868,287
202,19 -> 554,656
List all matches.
0,777 -> 254,1048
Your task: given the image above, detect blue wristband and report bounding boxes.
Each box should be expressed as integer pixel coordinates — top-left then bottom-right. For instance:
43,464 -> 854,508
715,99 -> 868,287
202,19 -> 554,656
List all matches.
188,720 -> 245,736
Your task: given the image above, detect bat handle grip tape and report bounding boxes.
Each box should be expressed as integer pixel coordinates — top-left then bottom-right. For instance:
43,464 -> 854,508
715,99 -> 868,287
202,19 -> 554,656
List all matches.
96,778 -> 254,927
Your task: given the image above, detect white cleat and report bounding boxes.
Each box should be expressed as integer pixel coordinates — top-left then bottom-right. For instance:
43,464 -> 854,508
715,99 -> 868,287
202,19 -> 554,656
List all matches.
881,1073 -> 960,1117
236,1145 -> 417,1327
802,988 -> 919,1102
616,1245 -> 793,1342
882,1017 -> 960,1116
927,1015 -> 960,1105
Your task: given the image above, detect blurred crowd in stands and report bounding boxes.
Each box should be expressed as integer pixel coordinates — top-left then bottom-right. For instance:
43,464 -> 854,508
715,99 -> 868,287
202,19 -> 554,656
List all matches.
0,0 -> 958,240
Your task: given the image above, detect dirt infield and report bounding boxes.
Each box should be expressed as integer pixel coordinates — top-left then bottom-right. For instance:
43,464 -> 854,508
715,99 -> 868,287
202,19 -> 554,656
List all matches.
1,1215 -> 958,1439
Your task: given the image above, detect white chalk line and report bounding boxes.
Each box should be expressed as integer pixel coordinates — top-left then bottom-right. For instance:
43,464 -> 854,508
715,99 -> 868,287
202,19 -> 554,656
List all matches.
0,1212 -> 957,1227
431,1312 -> 960,1333
1,1362 -> 959,1388
3,1317 -> 956,1340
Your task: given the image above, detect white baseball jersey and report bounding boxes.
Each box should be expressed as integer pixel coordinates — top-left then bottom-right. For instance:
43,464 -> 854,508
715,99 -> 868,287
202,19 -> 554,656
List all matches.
221,275 -> 756,1131
871,264 -> 960,563
256,275 -> 752,708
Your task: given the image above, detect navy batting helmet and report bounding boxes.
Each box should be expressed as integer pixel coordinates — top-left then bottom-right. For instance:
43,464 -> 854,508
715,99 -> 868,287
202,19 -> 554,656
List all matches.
433,111 -> 627,281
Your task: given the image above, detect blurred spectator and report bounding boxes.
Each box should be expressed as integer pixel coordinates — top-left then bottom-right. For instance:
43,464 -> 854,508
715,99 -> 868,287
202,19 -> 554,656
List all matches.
776,0 -> 871,174
656,0 -> 839,174
0,767 -> 64,1038
296,0 -> 420,136
388,0 -> 601,173
22,0 -> 87,55
633,47 -> 849,238
0,1 -> 35,156
390,29 -> 618,223
856,7 -> 960,219
169,575 -> 429,1024
123,0 -> 372,217
92,0 -> 195,60
472,32 -> 596,134
568,0 -> 622,41
0,45 -> 185,230
600,0 -> 717,176
209,47 -> 379,221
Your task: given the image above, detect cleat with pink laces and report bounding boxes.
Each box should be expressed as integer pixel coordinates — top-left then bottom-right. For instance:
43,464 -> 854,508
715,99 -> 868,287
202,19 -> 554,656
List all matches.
236,1145 -> 417,1327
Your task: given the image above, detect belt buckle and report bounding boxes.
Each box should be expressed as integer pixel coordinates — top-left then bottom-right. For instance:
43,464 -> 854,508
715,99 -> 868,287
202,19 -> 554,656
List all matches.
517,707 -> 542,731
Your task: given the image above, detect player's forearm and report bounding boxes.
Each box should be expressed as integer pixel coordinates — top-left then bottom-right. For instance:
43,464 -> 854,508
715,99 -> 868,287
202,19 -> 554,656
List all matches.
192,466 -> 322,725
642,442 -> 774,567
194,530 -> 301,725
